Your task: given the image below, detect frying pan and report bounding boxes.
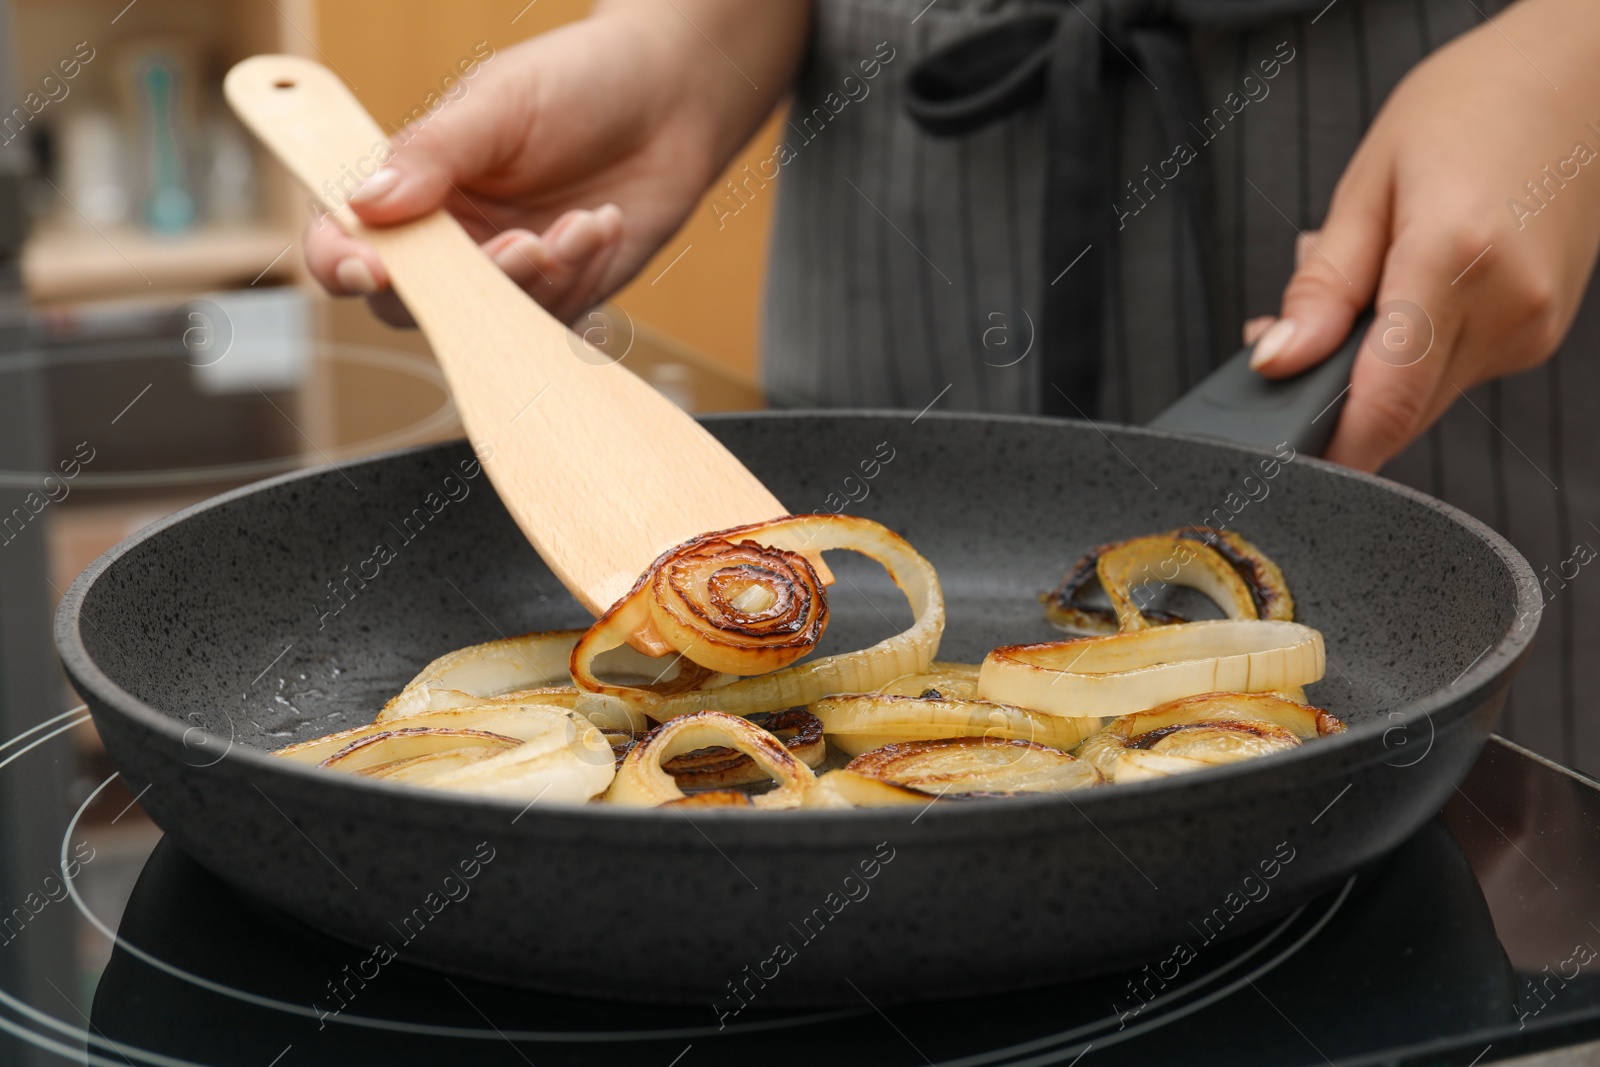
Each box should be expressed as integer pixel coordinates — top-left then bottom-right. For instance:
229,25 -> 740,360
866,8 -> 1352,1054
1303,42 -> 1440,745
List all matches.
54,326 -> 1541,1006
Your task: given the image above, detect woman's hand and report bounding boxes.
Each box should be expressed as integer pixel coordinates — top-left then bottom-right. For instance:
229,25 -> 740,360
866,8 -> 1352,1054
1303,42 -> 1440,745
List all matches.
1246,0 -> 1600,471
305,0 -> 808,325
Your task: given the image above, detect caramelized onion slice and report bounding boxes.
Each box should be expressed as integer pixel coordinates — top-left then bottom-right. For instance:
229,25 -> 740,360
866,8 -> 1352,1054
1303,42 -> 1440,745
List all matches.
419,725 -> 616,802
662,708 -> 826,788
376,686 -> 637,753
1192,528 -> 1294,622
801,770 -> 935,809
381,630 -> 585,720
1111,751 -> 1217,782
664,789 -> 754,809
397,686 -> 587,714
1098,533 -> 1259,632
322,728 -> 520,773
1040,541 -> 1125,635
979,619 -> 1325,718
1114,690 -> 1343,741
361,747 -> 504,782
848,738 -> 1102,795
573,514 -> 944,724
878,662 -> 981,699
1042,527 -> 1293,634
1104,725 -> 1299,782
1076,691 -> 1345,781
649,538 -> 828,675
276,704 -> 581,766
276,703 -> 615,802
606,711 -> 816,809
812,694 -> 1101,757
381,629 -> 728,732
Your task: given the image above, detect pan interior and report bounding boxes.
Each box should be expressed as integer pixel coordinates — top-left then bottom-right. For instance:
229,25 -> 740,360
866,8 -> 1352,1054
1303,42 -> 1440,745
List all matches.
72,414 -> 1526,753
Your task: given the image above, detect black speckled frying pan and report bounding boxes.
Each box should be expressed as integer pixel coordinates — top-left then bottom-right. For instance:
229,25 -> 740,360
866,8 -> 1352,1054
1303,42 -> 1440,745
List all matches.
55,324 -> 1540,1006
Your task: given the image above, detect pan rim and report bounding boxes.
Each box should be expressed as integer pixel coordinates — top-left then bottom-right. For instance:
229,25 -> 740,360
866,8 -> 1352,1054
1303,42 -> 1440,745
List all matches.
53,409 -> 1544,823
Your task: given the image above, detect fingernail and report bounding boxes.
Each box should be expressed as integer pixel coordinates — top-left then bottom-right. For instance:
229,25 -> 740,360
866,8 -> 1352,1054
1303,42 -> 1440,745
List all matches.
1250,318 -> 1297,370
335,257 -> 378,294
492,232 -> 547,275
349,167 -> 402,204
552,213 -> 603,262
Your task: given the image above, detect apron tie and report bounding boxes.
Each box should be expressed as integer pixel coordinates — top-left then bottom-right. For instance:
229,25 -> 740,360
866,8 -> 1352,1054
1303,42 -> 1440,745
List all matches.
904,0 -> 1319,416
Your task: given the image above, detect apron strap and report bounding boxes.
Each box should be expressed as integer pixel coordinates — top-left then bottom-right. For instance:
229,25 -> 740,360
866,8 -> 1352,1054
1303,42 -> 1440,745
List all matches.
903,0 -> 1318,417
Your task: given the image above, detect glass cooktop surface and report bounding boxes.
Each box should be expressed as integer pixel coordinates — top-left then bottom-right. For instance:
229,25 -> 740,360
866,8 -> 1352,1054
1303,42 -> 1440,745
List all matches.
48,737 -> 1600,1067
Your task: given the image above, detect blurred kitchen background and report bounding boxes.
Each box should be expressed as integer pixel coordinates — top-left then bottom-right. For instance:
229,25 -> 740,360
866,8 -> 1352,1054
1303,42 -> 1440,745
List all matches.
0,0 -> 782,1042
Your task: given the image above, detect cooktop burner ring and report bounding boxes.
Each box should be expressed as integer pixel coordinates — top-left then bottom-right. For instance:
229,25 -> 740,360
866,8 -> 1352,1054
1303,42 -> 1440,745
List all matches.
52,771 -> 1353,1064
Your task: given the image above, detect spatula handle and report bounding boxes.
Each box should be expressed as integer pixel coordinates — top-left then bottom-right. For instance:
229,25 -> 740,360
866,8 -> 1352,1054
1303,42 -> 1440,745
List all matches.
223,56 -> 506,333
224,56 -> 801,648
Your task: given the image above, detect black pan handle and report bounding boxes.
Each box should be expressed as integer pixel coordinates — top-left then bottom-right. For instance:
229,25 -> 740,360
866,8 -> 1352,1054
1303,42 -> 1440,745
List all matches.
1148,312 -> 1372,454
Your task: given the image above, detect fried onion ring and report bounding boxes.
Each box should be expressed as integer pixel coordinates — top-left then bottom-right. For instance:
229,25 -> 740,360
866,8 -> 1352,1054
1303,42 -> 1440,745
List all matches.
605,711 -> 816,809
979,619 -> 1324,717
847,737 -> 1103,795
1076,691 -> 1344,782
572,514 -> 943,724
1042,527 -> 1293,634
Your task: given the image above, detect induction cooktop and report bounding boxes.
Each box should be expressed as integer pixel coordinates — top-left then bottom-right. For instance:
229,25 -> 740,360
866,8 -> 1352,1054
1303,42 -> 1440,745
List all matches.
63,737 -> 1600,1066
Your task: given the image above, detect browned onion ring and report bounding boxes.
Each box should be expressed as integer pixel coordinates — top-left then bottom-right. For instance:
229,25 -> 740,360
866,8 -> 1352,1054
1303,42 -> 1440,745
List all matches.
648,537 -> 827,676
1041,526 -> 1293,634
661,708 -> 825,788
571,514 -> 943,725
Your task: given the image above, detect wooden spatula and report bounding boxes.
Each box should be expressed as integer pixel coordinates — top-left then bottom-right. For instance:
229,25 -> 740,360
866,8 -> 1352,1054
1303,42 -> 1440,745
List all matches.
225,55 -> 802,651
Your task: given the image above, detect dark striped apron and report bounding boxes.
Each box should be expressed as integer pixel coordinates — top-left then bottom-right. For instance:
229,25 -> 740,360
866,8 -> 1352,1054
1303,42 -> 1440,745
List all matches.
762,0 -> 1600,776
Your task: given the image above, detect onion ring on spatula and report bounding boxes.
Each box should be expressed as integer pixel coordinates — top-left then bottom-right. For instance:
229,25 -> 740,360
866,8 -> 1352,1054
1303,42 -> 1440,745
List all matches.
979,619 -> 1324,718
607,710 -> 816,809
572,514 -> 944,724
